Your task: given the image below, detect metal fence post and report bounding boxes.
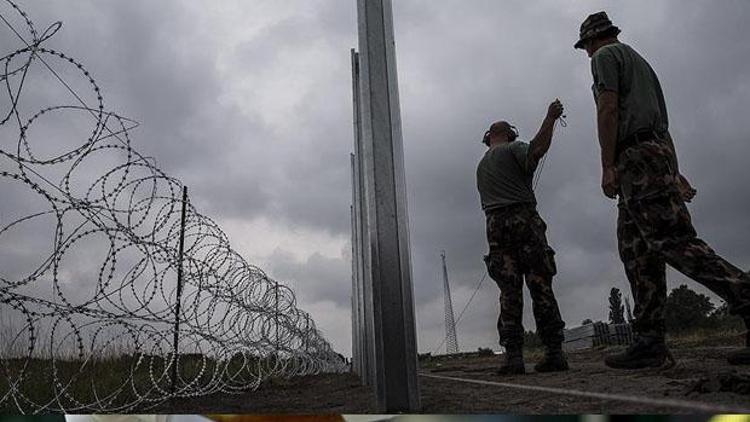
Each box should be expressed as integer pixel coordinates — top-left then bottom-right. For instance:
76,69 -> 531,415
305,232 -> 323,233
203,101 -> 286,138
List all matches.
275,278 -> 280,353
171,185 -> 188,395
354,0 -> 420,411
351,49 -> 373,386
349,200 -> 360,375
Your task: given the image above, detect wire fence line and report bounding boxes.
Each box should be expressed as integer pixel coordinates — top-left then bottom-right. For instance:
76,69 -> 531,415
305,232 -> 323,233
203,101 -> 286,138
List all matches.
0,0 -> 346,413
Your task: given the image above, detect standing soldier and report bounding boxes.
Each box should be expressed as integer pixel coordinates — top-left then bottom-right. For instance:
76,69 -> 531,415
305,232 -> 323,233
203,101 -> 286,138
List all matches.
575,11 -> 750,369
476,100 -> 568,375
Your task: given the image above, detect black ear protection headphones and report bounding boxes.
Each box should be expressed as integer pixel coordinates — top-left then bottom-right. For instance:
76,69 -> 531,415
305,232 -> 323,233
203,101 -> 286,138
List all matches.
507,125 -> 519,142
482,130 -> 492,146
482,123 -> 519,146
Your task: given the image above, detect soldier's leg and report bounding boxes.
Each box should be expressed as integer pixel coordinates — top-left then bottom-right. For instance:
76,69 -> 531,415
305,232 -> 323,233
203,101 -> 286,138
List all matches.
626,192 -> 750,316
617,204 -> 667,339
526,273 -> 564,345
618,140 -> 750,316
486,253 -> 524,348
525,270 -> 569,372
603,200 -> 670,369
485,251 -> 526,374
522,212 -> 567,372
520,212 -> 565,346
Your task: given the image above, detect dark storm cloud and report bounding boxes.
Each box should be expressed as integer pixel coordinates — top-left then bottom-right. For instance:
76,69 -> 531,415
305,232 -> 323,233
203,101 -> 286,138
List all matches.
226,3 -> 358,235
12,0 -> 274,220
3,1 -> 750,356
264,247 -> 350,306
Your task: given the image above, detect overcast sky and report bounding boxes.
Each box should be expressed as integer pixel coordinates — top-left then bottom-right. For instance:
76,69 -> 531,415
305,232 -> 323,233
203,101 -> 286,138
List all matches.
2,0 -> 750,358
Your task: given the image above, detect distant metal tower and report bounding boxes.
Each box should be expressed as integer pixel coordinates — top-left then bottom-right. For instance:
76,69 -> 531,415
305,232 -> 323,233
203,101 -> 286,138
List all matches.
441,251 -> 459,354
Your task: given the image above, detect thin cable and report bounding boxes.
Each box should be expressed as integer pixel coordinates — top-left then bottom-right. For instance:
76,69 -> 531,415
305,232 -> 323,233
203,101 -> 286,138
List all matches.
532,115 -> 566,191
432,271 -> 487,354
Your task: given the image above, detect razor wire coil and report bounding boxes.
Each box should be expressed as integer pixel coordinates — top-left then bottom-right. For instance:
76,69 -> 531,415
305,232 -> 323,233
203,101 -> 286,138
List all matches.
0,0 -> 347,414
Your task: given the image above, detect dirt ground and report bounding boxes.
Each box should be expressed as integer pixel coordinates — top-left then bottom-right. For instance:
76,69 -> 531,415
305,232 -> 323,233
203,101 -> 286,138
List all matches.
154,373 -> 375,414
155,332 -> 750,414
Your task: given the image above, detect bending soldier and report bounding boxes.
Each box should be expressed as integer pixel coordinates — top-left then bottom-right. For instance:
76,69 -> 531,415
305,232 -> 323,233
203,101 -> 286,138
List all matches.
575,11 -> 750,369
476,100 -> 568,375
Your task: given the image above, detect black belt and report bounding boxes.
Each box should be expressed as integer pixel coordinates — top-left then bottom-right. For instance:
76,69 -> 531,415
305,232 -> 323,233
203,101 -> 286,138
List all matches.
616,129 -> 665,156
485,202 -> 536,216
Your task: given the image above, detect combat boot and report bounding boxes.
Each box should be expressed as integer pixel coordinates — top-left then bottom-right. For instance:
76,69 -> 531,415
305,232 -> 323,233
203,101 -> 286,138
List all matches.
727,321 -> 750,365
496,345 -> 525,375
604,335 -> 669,369
534,344 -> 569,373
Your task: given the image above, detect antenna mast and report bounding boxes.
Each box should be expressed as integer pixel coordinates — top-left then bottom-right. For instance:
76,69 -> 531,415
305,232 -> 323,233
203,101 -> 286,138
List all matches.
441,251 -> 459,354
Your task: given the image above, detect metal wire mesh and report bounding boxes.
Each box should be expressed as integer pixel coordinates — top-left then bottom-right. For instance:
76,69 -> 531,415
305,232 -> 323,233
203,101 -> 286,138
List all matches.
0,0 -> 346,413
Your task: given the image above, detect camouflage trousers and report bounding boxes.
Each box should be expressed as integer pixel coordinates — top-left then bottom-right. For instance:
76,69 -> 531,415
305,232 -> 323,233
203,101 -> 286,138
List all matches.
617,139 -> 750,338
483,204 -> 565,348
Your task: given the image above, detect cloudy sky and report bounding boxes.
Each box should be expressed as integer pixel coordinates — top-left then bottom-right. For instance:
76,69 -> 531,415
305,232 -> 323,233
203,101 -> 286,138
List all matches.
2,0 -> 750,358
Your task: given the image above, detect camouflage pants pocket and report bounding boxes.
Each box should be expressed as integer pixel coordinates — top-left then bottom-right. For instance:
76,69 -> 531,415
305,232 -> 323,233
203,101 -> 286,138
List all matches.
519,244 -> 556,277
523,215 -> 557,277
484,251 -> 510,282
617,140 -> 679,201
624,192 -> 697,253
541,246 -> 557,277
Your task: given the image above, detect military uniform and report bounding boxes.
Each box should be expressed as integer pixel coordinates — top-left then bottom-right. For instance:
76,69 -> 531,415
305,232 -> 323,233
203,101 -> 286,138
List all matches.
484,204 -> 564,348
616,137 -> 750,337
477,141 -> 565,349
587,33 -> 750,340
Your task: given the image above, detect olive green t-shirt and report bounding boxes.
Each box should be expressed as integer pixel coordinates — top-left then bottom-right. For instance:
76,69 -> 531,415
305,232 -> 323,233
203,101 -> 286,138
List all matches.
476,141 -> 538,212
590,42 -> 669,142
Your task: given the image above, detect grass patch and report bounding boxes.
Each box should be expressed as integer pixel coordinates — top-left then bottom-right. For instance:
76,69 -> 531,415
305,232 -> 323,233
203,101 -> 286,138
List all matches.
0,353 -> 290,413
666,327 -> 745,348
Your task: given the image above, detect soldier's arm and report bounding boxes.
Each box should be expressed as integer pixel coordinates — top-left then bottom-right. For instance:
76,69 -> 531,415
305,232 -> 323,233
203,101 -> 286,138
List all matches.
663,131 -> 680,173
597,91 -> 619,198
663,131 -> 697,201
596,91 -> 618,170
529,99 -> 564,166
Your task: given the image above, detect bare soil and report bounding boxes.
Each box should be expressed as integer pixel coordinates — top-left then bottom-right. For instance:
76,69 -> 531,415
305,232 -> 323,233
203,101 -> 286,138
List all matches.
154,332 -> 750,414
154,373 -> 375,414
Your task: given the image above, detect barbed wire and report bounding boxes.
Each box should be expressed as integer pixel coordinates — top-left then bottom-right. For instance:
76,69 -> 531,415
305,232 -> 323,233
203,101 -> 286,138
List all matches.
0,0 -> 346,413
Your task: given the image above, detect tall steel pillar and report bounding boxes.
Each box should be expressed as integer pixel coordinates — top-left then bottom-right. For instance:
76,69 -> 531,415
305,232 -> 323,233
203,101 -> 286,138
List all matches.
354,0 -> 420,412
350,202 -> 359,374
351,51 -> 372,385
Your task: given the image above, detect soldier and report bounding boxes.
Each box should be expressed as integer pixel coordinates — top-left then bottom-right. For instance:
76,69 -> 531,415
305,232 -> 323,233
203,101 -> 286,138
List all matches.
476,100 -> 568,375
575,11 -> 750,369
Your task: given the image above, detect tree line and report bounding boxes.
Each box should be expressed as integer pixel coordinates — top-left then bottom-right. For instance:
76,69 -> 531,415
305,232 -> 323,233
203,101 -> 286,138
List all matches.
580,285 -> 745,333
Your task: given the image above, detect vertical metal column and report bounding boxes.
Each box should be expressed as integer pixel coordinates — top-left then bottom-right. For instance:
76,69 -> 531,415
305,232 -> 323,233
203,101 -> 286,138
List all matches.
355,0 -> 420,411
349,201 -> 359,374
351,49 -> 373,386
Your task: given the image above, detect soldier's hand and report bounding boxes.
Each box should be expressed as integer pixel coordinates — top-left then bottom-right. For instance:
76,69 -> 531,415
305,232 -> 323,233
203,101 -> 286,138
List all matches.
677,174 -> 697,202
602,166 -> 618,199
546,99 -> 564,120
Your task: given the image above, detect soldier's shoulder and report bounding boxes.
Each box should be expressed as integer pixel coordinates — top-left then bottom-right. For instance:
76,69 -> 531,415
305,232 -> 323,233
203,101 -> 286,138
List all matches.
593,42 -> 624,59
510,140 -> 530,152
478,149 -> 493,165
613,42 -> 649,60
480,145 -> 507,163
